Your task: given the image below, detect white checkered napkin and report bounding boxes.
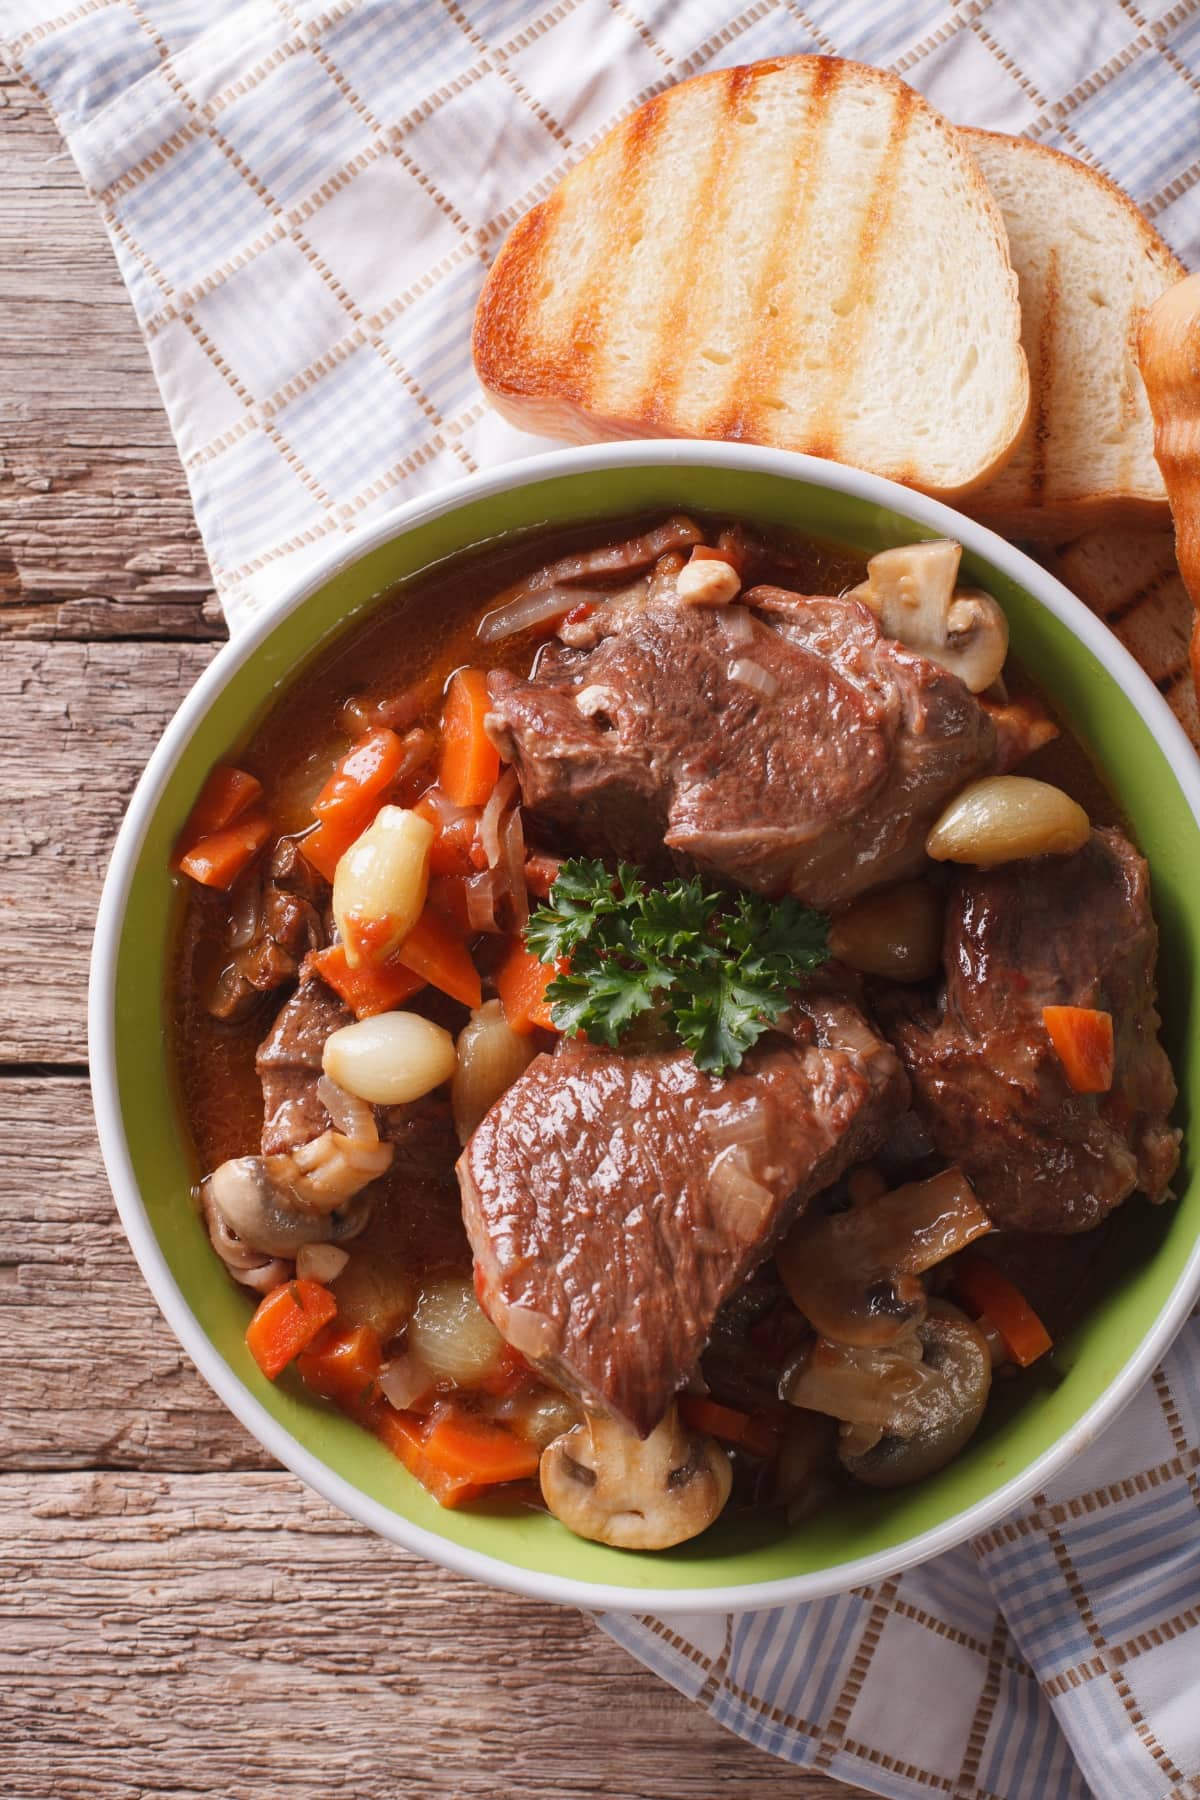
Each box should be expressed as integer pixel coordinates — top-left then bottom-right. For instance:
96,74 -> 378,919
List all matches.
6,2 -> 1200,1796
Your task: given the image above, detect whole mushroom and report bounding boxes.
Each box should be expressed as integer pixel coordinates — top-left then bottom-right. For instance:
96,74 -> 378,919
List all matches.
540,1404 -> 732,1549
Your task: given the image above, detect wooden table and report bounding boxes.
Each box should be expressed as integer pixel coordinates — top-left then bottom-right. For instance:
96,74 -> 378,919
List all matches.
0,70 -> 861,1800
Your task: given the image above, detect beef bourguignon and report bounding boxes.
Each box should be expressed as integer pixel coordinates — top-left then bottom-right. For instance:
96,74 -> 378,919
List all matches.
171,516 -> 1179,1549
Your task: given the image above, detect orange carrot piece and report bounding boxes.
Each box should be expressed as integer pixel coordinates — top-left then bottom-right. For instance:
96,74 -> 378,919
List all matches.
678,1394 -> 780,1459
177,813 -> 271,890
309,943 -> 426,1019
179,765 -> 262,849
301,727 -> 406,880
419,1408 -> 541,1485
496,938 -> 561,1034
439,670 -> 500,808
296,1323 -> 382,1407
374,1410 -> 487,1508
952,1256 -> 1053,1368
245,1279 -> 338,1381
1042,1005 -> 1115,1094
395,904 -> 482,1008
313,726 -> 405,827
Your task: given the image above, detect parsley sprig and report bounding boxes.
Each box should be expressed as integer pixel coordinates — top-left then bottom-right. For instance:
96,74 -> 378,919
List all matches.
525,859 -> 829,1074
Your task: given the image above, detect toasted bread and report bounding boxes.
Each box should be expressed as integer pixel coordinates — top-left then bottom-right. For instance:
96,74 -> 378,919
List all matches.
474,57 -> 1029,499
965,131 -> 1183,538
1138,272 -> 1200,614
1042,526 -> 1199,748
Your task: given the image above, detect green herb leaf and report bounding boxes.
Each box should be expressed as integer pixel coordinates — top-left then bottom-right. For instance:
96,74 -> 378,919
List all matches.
527,859 -> 830,1075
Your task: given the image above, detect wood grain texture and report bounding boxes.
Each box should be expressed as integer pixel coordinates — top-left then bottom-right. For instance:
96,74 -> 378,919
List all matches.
1,1471 -> 848,1800
0,65 -> 866,1800
0,71 -> 220,643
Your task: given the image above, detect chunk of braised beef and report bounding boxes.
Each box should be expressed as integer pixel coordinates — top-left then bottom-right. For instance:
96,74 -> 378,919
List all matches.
883,829 -> 1179,1233
486,585 -> 1012,907
209,839 -> 329,1022
458,990 -> 908,1435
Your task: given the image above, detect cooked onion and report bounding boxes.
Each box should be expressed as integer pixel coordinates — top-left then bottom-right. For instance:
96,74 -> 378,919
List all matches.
704,1098 -> 770,1154
784,1336 -> 937,1433
719,605 -> 755,647
480,768 -> 518,868
408,1277 -> 504,1383
378,1351 -> 436,1411
501,806 -> 528,930
709,1146 -> 774,1237
316,1074 -> 377,1144
295,1242 -> 350,1283
477,585 -> 598,644
452,1000 -> 537,1143
729,658 -> 779,698
228,869 -> 263,950
465,868 -> 505,934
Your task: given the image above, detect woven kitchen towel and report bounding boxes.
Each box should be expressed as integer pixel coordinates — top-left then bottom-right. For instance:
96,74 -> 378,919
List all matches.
5,3 -> 1200,1796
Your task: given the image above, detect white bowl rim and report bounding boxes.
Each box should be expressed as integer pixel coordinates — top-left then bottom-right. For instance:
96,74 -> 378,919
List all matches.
90,437 -> 1200,1615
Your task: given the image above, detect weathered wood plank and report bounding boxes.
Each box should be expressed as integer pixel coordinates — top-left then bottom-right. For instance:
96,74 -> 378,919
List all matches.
0,1076 -> 275,1471
0,73 -> 218,638
0,640 -> 216,1062
1,1469 -> 848,1800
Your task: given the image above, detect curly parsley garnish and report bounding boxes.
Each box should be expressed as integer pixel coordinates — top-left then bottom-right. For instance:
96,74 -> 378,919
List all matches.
525,859 -> 830,1075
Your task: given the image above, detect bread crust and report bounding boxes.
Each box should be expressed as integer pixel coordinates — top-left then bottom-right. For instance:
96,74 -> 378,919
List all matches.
964,129 -> 1184,537
473,56 -> 1029,499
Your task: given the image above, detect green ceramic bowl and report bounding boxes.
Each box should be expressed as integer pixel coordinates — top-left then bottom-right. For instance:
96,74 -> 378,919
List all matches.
90,442 -> 1200,1612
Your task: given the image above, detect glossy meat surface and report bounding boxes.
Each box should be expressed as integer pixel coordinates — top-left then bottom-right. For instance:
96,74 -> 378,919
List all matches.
885,829 -> 1179,1232
459,993 -> 908,1433
486,586 -> 1001,907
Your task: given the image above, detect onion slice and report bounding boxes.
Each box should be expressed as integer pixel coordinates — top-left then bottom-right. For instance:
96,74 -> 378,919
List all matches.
501,806 -> 528,930
729,657 -> 780,698
480,768 -> 518,868
477,585 -> 604,644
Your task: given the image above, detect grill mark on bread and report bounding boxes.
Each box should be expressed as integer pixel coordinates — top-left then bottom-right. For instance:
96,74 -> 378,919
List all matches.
641,66 -> 760,436
825,76 -> 914,445
711,58 -> 838,447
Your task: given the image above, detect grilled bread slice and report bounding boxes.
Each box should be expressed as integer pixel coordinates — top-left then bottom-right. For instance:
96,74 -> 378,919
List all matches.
474,57 -> 1029,499
1138,272 -> 1200,608
1043,526 -> 1198,746
966,131 -> 1184,538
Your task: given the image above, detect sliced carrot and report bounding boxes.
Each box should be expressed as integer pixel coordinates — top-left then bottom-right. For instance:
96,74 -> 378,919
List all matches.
296,1323 -> 382,1407
1042,1005 -> 1115,1094
245,1279 -> 338,1381
952,1256 -> 1053,1368
439,670 -> 500,808
678,1394 -> 780,1459
374,1409 -> 487,1508
395,904 -> 482,1009
177,812 -> 271,890
309,943 -> 426,1019
523,852 -> 563,900
301,726 -> 406,880
419,1408 -> 541,1484
313,726 -> 405,827
496,937 -> 561,1033
178,765 -> 262,850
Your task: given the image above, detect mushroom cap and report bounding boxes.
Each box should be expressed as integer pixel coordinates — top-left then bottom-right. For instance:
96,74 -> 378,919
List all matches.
204,1153 -> 376,1258
540,1405 -> 732,1550
837,1302 -> 992,1488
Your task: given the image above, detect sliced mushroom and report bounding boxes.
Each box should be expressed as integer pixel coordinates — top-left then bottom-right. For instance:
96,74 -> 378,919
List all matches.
850,540 -> 1008,692
837,1303 -> 992,1488
540,1405 -> 732,1549
776,1167 -> 991,1348
202,1125 -> 391,1260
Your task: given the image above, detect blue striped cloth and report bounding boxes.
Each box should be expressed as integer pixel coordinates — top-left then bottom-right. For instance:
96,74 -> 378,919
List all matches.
5,3 -> 1200,1795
